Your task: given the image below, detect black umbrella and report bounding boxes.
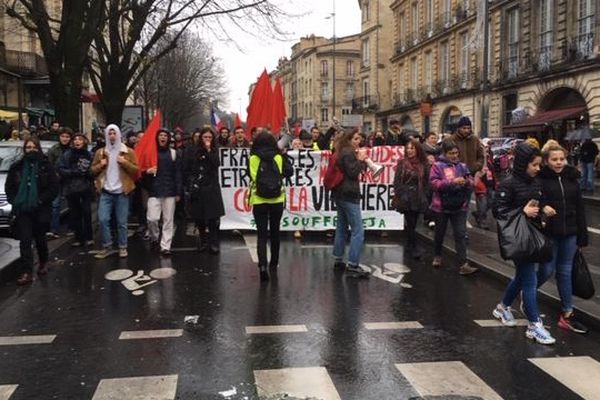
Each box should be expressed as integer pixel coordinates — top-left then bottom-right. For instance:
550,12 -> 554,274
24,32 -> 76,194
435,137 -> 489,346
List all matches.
565,127 -> 600,141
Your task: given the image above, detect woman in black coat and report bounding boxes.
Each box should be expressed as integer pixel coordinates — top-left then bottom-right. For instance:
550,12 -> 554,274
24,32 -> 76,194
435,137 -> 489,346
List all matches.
537,141 -> 589,334
393,138 -> 430,259
5,138 -> 59,285
59,132 -> 94,247
184,127 -> 225,254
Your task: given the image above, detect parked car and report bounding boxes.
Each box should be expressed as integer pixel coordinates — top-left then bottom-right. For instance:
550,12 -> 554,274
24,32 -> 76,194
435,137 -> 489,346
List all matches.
0,141 -> 55,229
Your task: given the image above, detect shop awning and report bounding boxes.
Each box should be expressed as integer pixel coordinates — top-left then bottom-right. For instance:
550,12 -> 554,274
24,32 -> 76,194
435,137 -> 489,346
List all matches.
503,106 -> 587,135
25,107 -> 55,117
0,109 -> 19,120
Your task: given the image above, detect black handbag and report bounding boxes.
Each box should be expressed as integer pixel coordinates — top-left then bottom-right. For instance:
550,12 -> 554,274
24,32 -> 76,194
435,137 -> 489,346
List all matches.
572,249 -> 595,299
496,209 -> 553,263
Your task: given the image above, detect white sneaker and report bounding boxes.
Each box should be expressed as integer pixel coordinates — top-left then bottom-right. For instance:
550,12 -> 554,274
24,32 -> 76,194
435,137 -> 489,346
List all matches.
492,304 -> 517,327
119,248 -> 128,258
526,319 -> 556,345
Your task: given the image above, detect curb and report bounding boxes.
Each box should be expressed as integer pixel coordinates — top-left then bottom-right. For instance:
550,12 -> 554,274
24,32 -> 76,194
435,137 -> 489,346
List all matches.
417,229 -> 600,331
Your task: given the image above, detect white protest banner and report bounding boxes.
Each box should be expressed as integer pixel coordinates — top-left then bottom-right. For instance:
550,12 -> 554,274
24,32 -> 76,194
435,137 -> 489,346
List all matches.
218,146 -> 404,231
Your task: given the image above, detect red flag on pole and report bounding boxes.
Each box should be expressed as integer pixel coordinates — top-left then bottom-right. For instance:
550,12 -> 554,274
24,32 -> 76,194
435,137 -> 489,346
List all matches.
246,69 -> 273,138
134,109 -> 161,180
271,77 -> 286,134
234,113 -> 243,129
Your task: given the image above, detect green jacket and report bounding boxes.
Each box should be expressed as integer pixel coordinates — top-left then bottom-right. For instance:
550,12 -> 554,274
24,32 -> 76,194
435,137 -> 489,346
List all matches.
249,153 -> 286,205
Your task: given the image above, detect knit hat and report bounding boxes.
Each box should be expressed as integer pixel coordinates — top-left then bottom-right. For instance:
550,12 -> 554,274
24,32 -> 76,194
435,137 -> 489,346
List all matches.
512,142 -> 541,180
457,116 -> 472,128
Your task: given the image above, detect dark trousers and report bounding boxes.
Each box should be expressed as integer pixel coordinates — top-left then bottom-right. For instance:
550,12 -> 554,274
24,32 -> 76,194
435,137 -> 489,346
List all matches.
196,218 -> 220,247
252,203 -> 284,267
434,210 -> 467,264
67,191 -> 93,242
403,211 -> 420,248
16,212 -> 49,274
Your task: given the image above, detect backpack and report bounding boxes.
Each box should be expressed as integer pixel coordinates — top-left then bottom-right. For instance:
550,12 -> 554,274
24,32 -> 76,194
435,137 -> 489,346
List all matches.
256,157 -> 283,198
323,153 -> 344,191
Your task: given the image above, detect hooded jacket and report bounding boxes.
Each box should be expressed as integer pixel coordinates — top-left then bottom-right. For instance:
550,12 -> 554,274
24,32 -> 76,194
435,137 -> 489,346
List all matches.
429,155 -> 473,213
539,165 -> 588,246
449,131 -> 484,174
91,124 -> 139,194
493,143 -> 543,219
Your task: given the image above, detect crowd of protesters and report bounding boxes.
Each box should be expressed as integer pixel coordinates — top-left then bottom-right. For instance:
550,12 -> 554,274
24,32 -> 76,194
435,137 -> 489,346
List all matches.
3,114 -> 593,345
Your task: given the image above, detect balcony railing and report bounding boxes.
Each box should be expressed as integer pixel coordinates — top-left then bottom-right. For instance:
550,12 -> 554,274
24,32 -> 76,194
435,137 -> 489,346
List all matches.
576,32 -> 594,59
321,93 -> 330,103
4,50 -> 47,76
352,95 -> 379,112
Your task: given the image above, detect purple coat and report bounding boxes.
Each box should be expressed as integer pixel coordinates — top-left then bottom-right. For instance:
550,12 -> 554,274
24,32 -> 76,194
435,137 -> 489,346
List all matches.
429,156 -> 473,213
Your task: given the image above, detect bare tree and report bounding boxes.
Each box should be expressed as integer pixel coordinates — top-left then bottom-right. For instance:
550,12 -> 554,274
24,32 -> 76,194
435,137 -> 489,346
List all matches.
136,31 -> 227,128
4,0 -> 105,129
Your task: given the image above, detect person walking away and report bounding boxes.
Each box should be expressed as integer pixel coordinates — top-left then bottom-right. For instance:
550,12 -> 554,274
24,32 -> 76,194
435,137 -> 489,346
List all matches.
248,132 -> 293,281
5,138 -> 59,285
92,124 -> 139,259
579,138 -> 598,192
184,127 -> 224,254
144,129 -> 183,256
331,129 -> 370,278
537,142 -> 589,334
59,132 -> 94,247
429,140 -> 478,275
393,139 -> 430,259
492,143 -> 556,345
449,116 -> 484,176
46,127 -> 73,238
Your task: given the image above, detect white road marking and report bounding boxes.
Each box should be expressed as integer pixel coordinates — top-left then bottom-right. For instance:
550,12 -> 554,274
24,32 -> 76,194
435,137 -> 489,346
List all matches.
301,244 -> 400,249
92,375 -> 178,400
364,321 -> 424,330
529,356 -> 600,400
242,234 -> 259,263
587,227 -> 600,235
474,319 -> 529,327
0,335 -> 56,346
396,361 -> 503,400
0,385 -> 18,400
245,325 -> 308,334
254,367 -> 341,400
118,330 -> 183,340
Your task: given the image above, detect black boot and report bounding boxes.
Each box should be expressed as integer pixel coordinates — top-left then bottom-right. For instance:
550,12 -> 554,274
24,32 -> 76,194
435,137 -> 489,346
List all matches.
259,265 -> 269,281
197,234 -> 208,253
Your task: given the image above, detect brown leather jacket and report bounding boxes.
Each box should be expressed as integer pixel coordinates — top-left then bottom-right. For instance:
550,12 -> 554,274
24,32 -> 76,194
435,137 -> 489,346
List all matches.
91,143 -> 139,194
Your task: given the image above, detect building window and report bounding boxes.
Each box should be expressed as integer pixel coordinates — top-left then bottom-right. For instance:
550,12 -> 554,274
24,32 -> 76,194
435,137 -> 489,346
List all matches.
399,12 -> 407,47
440,41 -> 449,89
410,57 -> 418,101
426,0 -> 434,35
507,8 -> 520,79
363,80 -> 370,106
321,60 -> 328,76
539,0 -> 553,70
411,3 -> 419,43
321,82 -> 329,101
459,31 -> 469,87
363,1 -> 370,22
341,107 -> 352,115
424,51 -> 433,93
362,39 -> 370,67
346,61 -> 354,76
345,82 -> 354,102
442,0 -> 452,27
578,0 -> 595,58
321,108 -> 329,123
504,93 -> 518,125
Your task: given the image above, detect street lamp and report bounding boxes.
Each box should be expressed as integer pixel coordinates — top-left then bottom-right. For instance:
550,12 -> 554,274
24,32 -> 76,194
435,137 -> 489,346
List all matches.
326,0 -> 336,123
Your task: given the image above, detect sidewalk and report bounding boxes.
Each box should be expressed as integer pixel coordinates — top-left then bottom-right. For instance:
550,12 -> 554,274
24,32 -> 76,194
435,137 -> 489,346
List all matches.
416,221 -> 600,326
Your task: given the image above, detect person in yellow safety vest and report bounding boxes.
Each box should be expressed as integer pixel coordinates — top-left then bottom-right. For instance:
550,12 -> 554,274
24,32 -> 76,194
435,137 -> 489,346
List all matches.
300,129 -> 314,150
310,127 -> 322,150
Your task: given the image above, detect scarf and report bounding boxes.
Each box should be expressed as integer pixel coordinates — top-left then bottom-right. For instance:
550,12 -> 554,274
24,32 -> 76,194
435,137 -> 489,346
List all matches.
104,124 -> 123,193
14,153 -> 39,213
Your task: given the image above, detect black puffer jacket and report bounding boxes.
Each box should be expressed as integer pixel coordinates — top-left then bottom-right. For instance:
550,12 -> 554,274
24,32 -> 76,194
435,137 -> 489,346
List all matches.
539,165 -> 588,246
333,147 -> 365,203
493,143 -> 543,218
184,145 -> 224,220
5,153 -> 59,223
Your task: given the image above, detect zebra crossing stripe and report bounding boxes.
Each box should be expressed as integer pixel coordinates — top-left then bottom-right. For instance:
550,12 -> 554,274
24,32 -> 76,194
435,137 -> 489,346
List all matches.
474,319 -> 529,327
92,375 -> 178,400
396,361 -> 503,400
529,356 -> 600,400
0,335 -> 56,346
0,385 -> 18,400
245,325 -> 308,334
364,321 -> 424,330
254,367 -> 341,400
118,330 -> 183,340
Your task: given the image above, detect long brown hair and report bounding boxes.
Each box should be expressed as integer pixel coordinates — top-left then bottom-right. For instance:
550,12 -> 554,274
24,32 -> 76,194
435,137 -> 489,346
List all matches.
333,128 -> 355,153
23,137 -> 41,153
405,138 -> 427,164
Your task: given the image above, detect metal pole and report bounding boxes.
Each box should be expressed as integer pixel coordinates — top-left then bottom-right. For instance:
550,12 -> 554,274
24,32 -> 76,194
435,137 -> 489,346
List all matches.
332,0 -> 336,122
480,0 -> 490,137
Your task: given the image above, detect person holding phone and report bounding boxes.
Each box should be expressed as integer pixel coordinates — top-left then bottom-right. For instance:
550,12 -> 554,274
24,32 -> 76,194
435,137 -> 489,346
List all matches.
184,127 -> 225,254
492,143 -> 556,345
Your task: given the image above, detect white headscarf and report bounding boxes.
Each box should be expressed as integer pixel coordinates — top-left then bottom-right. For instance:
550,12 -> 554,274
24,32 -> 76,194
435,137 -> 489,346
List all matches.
104,124 -> 123,193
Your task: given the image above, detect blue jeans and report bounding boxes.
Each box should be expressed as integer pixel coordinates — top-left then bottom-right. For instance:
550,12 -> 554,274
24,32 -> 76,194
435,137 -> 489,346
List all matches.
98,192 -> 130,249
333,200 -> 364,266
580,161 -> 595,191
501,261 -> 539,323
537,235 -> 577,313
51,194 -> 61,233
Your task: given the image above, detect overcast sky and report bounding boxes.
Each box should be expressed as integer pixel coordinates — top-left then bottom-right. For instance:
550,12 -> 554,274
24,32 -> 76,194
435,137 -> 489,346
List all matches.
208,0 -> 361,119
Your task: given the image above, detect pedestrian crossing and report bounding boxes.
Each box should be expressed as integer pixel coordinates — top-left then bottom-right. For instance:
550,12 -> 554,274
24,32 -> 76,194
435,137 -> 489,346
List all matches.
0,385 -> 17,400
91,375 -> 178,400
529,356 -> 600,400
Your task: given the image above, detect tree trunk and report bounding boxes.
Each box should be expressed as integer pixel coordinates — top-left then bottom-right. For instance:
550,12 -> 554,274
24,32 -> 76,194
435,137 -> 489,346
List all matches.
49,70 -> 83,130
101,85 -> 128,126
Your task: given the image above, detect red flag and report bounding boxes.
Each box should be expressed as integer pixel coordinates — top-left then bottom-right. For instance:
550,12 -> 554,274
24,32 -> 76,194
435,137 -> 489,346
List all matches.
271,77 -> 286,134
246,69 -> 273,138
134,110 -> 161,180
234,113 -> 243,129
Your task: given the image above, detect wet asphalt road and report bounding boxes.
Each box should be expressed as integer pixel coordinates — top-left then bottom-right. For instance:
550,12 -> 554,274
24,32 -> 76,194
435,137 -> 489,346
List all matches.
1,225 -> 600,400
